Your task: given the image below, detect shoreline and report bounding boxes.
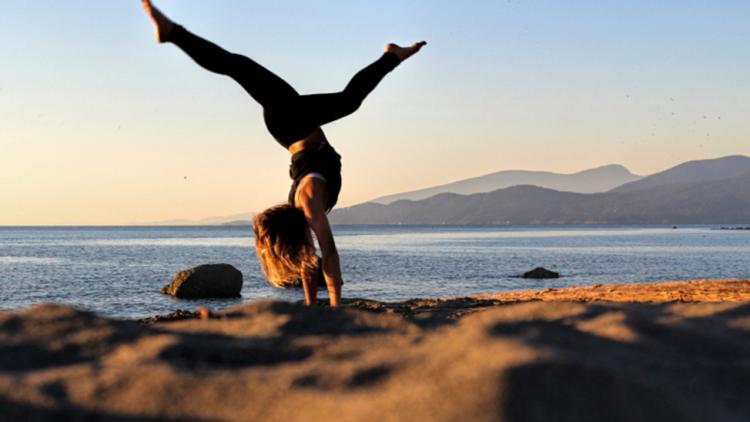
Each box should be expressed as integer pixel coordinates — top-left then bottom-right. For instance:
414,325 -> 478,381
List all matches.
141,278 -> 750,325
2,278 -> 750,421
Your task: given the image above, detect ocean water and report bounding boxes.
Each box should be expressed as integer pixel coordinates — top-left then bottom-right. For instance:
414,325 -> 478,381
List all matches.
1,225 -> 749,319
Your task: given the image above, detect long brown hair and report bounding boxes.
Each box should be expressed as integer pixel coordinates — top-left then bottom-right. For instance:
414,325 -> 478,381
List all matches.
252,204 -> 318,287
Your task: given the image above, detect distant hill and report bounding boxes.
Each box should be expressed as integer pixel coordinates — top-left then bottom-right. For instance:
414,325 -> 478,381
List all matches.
141,212 -> 253,226
370,164 -> 641,204
149,155 -> 750,226
330,170 -> 750,225
611,155 -> 750,193
222,220 -> 253,226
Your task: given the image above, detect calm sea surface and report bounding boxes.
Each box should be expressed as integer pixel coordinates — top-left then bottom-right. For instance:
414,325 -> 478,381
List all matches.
1,225 -> 749,319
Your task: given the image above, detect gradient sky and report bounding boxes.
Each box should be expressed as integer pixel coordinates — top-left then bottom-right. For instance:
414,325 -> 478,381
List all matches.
2,1 -> 749,225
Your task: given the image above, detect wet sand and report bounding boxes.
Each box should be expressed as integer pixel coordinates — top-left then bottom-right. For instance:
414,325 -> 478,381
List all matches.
1,279 -> 749,421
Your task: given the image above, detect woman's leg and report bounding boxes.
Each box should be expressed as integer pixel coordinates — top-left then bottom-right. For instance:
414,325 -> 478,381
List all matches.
296,53 -> 399,127
297,41 -> 427,127
170,26 -> 298,107
143,1 -> 297,107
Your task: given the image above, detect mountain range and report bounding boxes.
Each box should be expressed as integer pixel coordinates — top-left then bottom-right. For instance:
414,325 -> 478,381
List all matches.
611,155 -> 750,193
370,164 -> 641,204
141,212 -> 254,226
330,155 -> 750,224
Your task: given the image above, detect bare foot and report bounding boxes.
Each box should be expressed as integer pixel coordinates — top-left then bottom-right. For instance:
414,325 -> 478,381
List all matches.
385,41 -> 427,62
141,0 -> 175,43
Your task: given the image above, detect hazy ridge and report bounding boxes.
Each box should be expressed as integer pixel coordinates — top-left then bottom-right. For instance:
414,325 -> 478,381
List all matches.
611,155 -> 750,193
371,164 -> 641,204
147,155 -> 750,225
331,155 -> 750,224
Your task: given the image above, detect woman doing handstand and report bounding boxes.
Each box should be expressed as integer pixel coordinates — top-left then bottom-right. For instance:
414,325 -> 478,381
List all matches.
141,1 -> 426,306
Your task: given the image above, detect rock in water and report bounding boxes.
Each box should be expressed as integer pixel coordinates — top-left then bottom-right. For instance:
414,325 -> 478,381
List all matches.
161,264 -> 243,298
522,267 -> 560,279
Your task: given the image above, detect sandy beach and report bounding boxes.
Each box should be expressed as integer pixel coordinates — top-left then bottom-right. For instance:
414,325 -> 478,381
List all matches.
2,279 -> 749,421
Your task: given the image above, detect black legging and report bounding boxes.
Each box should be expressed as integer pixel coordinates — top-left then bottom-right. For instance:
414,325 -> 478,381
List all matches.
170,26 -> 401,147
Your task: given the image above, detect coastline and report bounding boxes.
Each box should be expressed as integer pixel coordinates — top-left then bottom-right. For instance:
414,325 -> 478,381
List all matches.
142,278 -> 750,325
2,279 -> 749,421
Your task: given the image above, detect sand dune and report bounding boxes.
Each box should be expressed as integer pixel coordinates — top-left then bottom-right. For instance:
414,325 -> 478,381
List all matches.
1,279 -> 749,421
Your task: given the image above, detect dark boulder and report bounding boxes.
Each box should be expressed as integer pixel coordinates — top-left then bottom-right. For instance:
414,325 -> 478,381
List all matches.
161,264 -> 243,298
522,267 -> 560,279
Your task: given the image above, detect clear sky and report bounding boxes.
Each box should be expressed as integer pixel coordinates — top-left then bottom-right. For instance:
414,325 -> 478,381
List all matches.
2,1 -> 749,225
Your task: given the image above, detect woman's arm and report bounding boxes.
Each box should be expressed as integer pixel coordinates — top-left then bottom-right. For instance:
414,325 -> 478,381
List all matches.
300,266 -> 318,306
314,220 -> 342,307
297,179 -> 343,306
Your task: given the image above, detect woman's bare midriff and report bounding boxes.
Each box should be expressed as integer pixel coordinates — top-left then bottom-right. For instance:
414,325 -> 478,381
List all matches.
287,127 -> 327,154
